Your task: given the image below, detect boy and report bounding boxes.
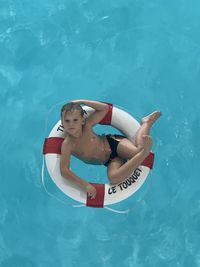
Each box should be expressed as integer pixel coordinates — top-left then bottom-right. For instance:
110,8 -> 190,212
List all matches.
60,99 -> 161,199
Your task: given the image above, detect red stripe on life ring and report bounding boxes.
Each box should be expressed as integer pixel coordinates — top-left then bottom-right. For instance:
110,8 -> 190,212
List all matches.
86,183 -> 105,208
99,103 -> 113,125
43,137 -> 64,154
142,152 -> 154,169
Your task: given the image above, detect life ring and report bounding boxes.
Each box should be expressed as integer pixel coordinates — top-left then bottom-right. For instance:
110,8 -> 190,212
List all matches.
42,104 -> 154,208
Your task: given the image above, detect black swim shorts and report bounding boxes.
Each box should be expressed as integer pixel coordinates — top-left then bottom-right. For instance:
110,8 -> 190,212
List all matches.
104,134 -> 126,167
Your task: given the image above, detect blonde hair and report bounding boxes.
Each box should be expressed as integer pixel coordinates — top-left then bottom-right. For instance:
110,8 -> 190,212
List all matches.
60,102 -> 86,118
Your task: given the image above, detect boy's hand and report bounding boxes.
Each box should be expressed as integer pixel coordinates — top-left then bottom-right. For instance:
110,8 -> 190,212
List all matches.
86,184 -> 97,199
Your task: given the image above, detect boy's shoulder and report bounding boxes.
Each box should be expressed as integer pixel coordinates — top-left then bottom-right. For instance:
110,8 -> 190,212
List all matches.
62,135 -> 72,147
61,136 -> 72,155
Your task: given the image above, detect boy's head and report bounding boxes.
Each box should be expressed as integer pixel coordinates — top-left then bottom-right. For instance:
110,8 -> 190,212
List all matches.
60,102 -> 86,118
60,102 -> 86,133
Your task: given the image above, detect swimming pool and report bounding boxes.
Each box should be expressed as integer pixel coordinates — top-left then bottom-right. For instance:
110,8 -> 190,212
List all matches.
1,0 -> 200,266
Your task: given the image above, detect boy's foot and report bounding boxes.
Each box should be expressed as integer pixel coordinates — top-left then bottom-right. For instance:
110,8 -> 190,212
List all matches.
141,111 -> 162,126
142,135 -> 153,156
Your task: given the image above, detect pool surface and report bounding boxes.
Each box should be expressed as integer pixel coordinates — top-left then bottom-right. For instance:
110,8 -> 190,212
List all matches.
0,0 -> 200,266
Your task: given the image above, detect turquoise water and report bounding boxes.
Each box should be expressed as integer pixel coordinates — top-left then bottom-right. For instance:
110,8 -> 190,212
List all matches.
1,0 -> 200,266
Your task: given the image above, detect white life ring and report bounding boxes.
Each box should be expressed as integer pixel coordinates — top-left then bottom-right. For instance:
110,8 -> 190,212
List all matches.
43,104 -> 154,208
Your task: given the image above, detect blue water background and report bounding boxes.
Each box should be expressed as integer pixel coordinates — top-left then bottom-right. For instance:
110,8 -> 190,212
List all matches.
0,0 -> 200,266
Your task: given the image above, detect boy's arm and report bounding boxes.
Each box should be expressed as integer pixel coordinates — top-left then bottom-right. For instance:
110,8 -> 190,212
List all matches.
60,138 -> 97,198
60,138 -> 89,190
71,99 -> 109,111
72,99 -> 109,126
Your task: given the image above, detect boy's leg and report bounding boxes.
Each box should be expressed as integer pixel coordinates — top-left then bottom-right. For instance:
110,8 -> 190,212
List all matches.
108,135 -> 152,184
117,137 -> 145,159
116,111 -> 161,159
134,111 -> 161,148
116,138 -> 142,159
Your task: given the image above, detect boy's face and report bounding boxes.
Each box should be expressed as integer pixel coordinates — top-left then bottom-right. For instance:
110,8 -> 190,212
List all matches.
61,110 -> 85,134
